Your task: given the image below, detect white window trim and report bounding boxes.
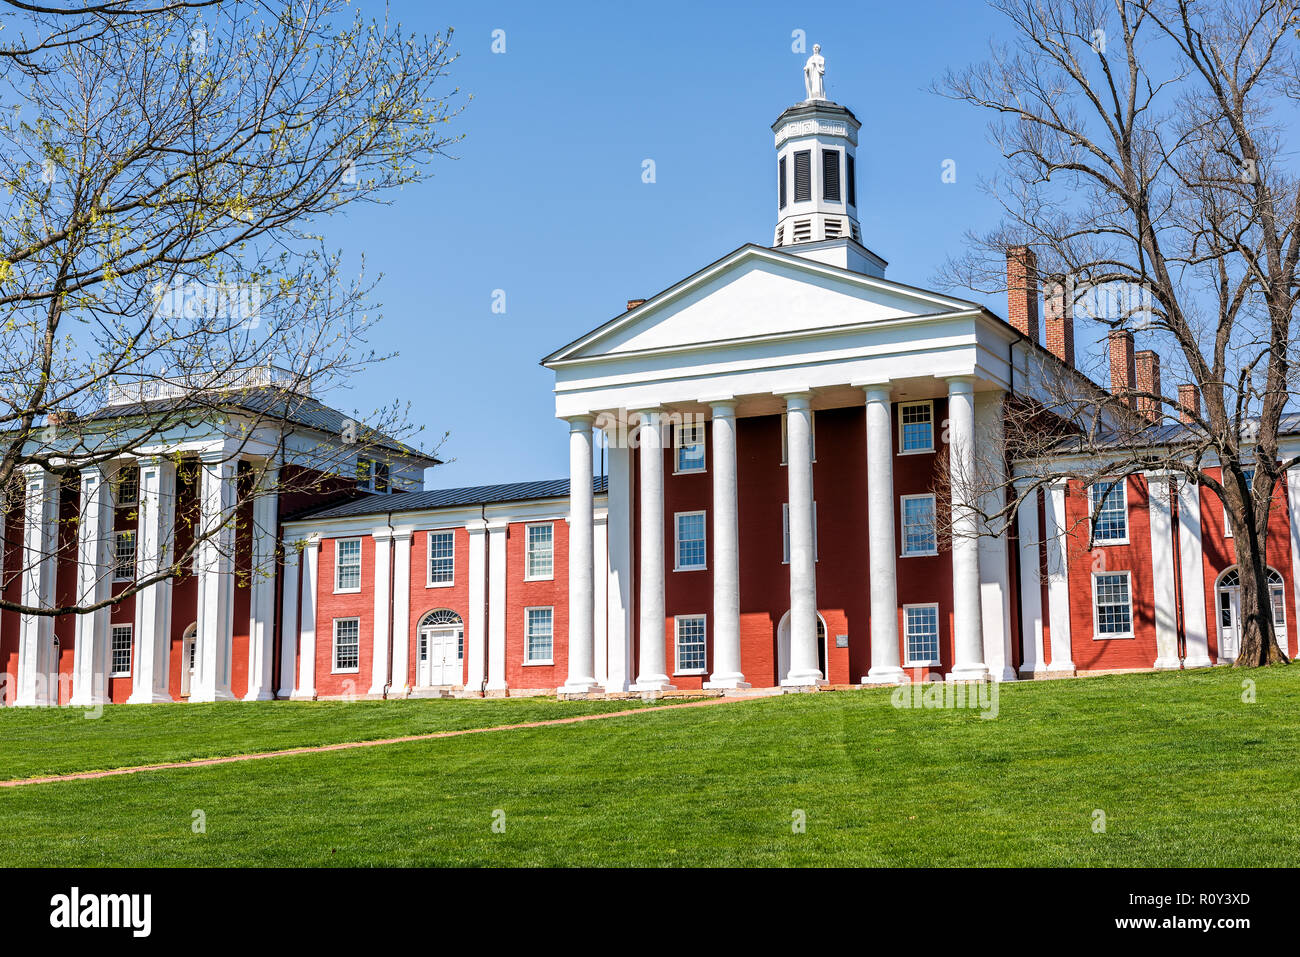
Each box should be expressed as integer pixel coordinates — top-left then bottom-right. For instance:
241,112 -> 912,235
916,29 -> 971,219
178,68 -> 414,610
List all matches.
1091,570 -> 1135,640
523,522 -> 555,582
113,530 -> 137,582
781,502 -> 819,564
1089,480 -> 1130,546
426,529 -> 456,588
522,605 -> 555,666
109,623 -> 134,677
673,614 -> 708,676
780,410 -> 817,465
897,400 -> 936,455
334,537 -> 363,594
331,617 -> 361,674
902,603 -> 942,667
673,422 -> 707,475
674,510 -> 708,571
900,493 -> 939,557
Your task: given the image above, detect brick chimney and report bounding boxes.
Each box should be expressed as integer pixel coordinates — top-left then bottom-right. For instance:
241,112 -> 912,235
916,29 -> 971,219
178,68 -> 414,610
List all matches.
1109,330 -> 1136,408
626,298 -> 647,311
1044,275 -> 1074,367
1005,246 -> 1040,345
1178,383 -> 1200,424
1134,350 -> 1161,423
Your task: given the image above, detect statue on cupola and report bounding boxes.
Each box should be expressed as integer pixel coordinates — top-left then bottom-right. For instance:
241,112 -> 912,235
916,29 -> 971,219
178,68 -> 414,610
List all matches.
803,44 -> 826,101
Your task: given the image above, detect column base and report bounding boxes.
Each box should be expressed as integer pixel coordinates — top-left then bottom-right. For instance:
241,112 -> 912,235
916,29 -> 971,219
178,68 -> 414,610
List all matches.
242,689 -> 276,702
1152,656 -> 1182,670
289,691 -> 317,701
1017,662 -> 1040,676
945,665 -> 990,682
631,676 -> 676,692
68,694 -> 108,708
126,690 -> 176,705
1045,661 -> 1077,676
560,679 -> 603,695
703,673 -> 750,690
1183,655 -> 1213,668
996,666 -> 1018,682
781,670 -> 827,687
189,690 -> 237,704
863,665 -> 907,685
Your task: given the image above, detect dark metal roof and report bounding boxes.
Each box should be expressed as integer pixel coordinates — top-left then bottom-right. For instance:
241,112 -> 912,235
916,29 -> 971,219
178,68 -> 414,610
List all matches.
288,475 -> 609,522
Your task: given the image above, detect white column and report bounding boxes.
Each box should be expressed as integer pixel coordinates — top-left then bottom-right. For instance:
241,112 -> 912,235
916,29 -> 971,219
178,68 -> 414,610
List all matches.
390,529 -> 412,695
632,409 -> 673,691
946,376 -> 989,681
782,392 -> 823,686
128,457 -> 176,704
1014,483 -> 1046,676
466,521 -> 488,693
485,520 -> 508,692
191,453 -> 237,703
70,467 -> 113,706
276,542 -> 301,699
1177,476 -> 1212,667
706,400 -> 747,689
243,466 -> 279,701
15,467 -> 60,707
862,383 -> 904,683
292,536 -> 320,699
369,528 -> 393,697
563,415 -> 600,693
1287,468 -> 1300,660
1146,471 -> 1182,669
604,442 -> 635,692
975,391 -> 1015,681
1043,479 -> 1076,673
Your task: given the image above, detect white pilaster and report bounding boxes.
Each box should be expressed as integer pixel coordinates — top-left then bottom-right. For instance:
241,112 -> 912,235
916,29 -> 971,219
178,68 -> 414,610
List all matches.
593,513 -> 609,687
190,454 -> 237,703
1177,476 -> 1212,667
632,409 -> 674,691
465,521 -> 488,693
1288,469 -> 1300,659
292,536 -> 320,699
861,383 -> 904,683
1043,479 -> 1076,673
705,400 -> 748,689
369,528 -> 393,697
782,392 -> 824,686
946,376 -> 989,681
976,391 -> 1015,681
563,415 -> 600,693
276,543 -> 300,699
1014,483 -> 1046,676
15,467 -> 60,707
604,442 -> 635,692
128,457 -> 176,704
70,467 -> 113,707
243,466 -> 279,701
1146,471 -> 1182,669
485,521 -> 508,692
391,529 -> 412,695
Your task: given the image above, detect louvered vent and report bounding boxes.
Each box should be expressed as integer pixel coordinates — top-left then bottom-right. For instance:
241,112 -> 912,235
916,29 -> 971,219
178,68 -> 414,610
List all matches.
792,218 -> 812,242
774,224 -> 784,245
824,218 -> 842,239
793,151 -> 811,203
847,154 -> 857,207
778,157 -> 787,210
822,150 -> 841,202
850,222 -> 861,243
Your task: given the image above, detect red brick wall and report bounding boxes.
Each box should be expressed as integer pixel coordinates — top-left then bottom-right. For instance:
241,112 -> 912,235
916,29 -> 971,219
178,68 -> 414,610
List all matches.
404,526 -> 472,689
314,533 -> 375,698
505,517 -> 569,690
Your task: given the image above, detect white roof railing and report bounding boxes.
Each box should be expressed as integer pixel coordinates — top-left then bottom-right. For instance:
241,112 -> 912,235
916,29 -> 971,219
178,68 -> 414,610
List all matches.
103,364 -> 312,407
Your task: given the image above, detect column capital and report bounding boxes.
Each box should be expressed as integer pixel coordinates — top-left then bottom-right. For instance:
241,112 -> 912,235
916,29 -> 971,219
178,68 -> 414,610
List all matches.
944,374 -> 977,391
565,413 -> 595,430
778,390 -> 814,408
705,398 -> 738,415
854,378 -> 892,392
372,526 -> 395,542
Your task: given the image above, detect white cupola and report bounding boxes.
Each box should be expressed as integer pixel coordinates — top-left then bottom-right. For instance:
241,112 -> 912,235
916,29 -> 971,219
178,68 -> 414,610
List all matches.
771,45 -> 885,277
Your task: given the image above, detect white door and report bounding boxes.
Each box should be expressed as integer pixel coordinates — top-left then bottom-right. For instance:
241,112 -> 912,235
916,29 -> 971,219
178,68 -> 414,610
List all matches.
419,626 -> 462,686
1218,588 -> 1241,662
180,628 -> 196,697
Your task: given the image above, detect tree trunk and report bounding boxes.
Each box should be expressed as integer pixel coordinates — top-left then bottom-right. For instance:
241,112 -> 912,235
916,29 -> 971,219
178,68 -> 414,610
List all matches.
1230,497 -> 1289,666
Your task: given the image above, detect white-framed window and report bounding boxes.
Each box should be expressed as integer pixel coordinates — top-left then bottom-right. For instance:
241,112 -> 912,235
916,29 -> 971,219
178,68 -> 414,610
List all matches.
525,523 -> 554,581
332,617 -> 360,672
113,530 -> 137,581
1092,571 -> 1134,639
1224,468 -> 1256,538
1089,480 -> 1128,544
114,466 -> 139,507
334,538 -> 362,592
110,624 -> 133,677
675,421 -> 706,474
674,614 -> 708,674
675,511 -> 707,571
780,410 -> 816,464
427,529 -> 455,587
374,461 -> 391,493
901,494 -> 937,556
903,604 -> 941,666
781,502 -> 819,563
524,606 -> 554,664
898,401 -> 934,454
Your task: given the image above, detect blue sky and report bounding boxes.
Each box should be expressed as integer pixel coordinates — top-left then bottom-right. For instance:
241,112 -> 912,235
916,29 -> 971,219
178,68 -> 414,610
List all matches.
328,0 -> 1028,488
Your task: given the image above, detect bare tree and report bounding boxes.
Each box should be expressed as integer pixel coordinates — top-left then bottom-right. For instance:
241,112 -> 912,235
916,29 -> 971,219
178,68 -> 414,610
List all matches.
0,0 -> 462,615
937,0 -> 1299,666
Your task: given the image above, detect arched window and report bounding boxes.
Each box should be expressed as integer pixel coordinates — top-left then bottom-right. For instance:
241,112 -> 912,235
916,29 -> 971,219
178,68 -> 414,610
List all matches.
1216,566 -> 1286,630
419,609 -> 462,628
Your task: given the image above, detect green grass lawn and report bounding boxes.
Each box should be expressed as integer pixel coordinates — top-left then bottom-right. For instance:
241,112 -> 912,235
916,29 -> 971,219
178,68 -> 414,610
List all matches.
1,666 -> 1298,866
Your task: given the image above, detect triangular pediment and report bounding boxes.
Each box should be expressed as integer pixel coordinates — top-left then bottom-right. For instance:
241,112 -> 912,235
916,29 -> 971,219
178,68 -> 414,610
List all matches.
544,245 -> 980,364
